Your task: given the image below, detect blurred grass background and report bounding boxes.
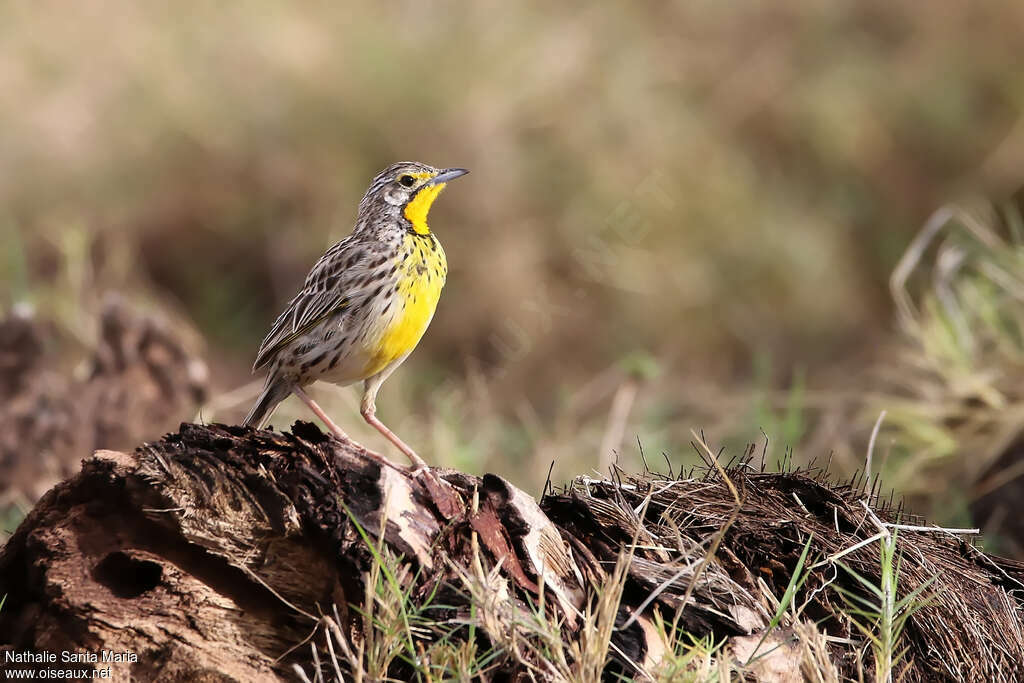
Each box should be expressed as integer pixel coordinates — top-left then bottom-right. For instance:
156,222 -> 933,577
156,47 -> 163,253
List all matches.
2,1 -> 1024,529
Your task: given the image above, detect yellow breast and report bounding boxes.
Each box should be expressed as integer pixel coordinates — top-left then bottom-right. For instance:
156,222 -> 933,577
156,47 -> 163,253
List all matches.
363,233 -> 447,377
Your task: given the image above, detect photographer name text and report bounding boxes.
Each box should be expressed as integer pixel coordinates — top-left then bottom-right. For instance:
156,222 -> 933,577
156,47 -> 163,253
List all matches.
5,650 -> 137,664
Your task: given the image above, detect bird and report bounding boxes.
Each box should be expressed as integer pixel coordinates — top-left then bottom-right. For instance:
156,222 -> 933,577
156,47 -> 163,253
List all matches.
243,161 -> 468,469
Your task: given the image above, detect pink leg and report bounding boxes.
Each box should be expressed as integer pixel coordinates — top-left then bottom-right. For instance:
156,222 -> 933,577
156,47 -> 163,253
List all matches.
292,386 -> 407,474
293,386 -> 352,442
360,382 -> 428,470
362,409 -> 428,469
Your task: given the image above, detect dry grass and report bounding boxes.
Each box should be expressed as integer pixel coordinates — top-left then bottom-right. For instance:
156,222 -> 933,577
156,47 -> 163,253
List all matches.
286,446 -> 1022,681
869,201 -> 1024,523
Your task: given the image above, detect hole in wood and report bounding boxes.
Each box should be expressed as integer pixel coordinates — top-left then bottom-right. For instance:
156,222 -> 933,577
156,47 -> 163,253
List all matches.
93,551 -> 163,598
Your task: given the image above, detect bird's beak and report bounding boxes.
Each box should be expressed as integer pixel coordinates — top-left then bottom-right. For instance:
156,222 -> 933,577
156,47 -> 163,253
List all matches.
427,168 -> 469,186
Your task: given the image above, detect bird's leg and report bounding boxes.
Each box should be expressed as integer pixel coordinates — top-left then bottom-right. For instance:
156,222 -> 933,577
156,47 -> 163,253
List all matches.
292,385 -> 410,474
361,380 -> 428,471
293,386 -> 352,442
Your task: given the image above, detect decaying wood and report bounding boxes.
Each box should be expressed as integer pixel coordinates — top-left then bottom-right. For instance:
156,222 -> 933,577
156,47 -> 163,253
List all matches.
1,422 -> 1023,681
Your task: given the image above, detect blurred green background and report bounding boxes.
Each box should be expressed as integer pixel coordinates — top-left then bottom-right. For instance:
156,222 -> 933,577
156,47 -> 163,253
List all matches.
3,2 -> 1024,535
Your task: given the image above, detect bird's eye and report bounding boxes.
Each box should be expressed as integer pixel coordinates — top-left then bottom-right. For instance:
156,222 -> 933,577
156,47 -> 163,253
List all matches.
399,175 -> 415,188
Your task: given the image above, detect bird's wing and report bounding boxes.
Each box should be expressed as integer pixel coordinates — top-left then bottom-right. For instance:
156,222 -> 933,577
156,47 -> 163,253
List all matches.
252,236 -> 390,371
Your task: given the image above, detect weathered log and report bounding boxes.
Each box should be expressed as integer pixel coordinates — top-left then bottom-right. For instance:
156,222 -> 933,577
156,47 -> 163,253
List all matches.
1,423 -> 1023,681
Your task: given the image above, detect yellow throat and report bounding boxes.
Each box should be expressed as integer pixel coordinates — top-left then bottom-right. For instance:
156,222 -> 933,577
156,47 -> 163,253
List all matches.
403,182 -> 447,235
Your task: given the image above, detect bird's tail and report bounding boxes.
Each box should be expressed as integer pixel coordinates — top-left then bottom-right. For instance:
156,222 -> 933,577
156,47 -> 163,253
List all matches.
243,377 -> 291,429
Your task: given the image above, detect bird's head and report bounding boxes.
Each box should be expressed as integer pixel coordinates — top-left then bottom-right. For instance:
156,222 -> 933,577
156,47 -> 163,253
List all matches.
359,161 -> 469,236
